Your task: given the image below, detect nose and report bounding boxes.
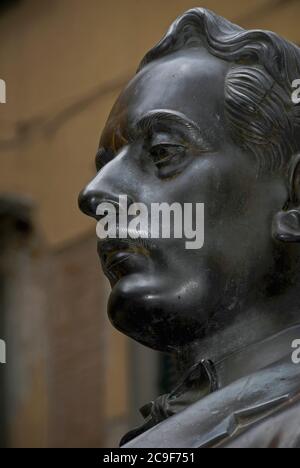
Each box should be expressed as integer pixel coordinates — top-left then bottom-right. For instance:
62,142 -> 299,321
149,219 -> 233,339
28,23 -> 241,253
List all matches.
78,158 -> 135,219
79,179 -> 123,220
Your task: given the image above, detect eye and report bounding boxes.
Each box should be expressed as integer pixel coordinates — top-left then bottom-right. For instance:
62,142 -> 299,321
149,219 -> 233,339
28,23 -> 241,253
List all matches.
149,144 -> 186,169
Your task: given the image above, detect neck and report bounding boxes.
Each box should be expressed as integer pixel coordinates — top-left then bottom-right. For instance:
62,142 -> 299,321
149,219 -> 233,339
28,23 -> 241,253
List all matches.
176,288 -> 300,386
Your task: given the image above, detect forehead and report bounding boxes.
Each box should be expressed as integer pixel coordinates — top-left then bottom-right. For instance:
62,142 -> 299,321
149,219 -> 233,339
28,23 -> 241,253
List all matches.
101,48 -> 230,147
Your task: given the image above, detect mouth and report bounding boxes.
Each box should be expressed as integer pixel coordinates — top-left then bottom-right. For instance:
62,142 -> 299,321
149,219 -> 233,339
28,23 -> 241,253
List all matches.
97,238 -> 150,285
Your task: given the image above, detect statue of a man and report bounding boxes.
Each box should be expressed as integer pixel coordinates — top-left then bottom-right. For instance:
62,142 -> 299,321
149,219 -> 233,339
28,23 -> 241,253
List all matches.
79,8 -> 300,448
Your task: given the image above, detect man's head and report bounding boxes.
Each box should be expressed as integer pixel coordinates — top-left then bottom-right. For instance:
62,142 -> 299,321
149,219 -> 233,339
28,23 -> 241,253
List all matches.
79,9 -> 300,352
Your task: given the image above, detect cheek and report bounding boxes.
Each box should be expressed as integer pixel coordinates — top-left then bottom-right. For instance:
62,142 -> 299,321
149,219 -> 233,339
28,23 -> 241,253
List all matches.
166,152 -> 257,219
170,153 -> 274,263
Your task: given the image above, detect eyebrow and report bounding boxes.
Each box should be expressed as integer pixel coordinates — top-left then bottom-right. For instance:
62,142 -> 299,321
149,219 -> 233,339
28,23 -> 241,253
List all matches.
135,109 -> 212,149
97,109 -> 213,166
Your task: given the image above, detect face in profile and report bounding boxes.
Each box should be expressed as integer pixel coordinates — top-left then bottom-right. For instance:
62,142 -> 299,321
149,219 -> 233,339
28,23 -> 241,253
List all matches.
79,39 -> 298,352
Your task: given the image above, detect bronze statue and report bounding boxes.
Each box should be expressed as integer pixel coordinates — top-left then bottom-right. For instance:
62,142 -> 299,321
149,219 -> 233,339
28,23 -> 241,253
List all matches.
79,8 -> 300,448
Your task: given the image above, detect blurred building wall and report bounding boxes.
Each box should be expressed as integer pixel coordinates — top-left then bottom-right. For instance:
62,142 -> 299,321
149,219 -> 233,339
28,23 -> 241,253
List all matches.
0,196 -> 48,448
1,0 -> 300,447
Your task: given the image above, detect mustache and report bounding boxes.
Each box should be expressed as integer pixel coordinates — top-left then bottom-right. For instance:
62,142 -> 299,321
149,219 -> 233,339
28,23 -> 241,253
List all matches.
97,232 -> 153,254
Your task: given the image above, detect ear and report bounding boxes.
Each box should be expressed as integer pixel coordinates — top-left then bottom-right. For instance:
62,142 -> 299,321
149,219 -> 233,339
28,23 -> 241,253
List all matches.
273,154 -> 300,243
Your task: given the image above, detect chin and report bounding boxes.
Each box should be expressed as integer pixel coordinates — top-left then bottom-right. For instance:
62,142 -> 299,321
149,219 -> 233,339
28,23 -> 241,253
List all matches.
107,273 -> 164,350
106,272 -> 211,351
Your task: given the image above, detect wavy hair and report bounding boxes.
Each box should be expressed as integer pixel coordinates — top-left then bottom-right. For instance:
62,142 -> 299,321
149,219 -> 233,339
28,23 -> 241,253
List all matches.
138,8 -> 300,174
